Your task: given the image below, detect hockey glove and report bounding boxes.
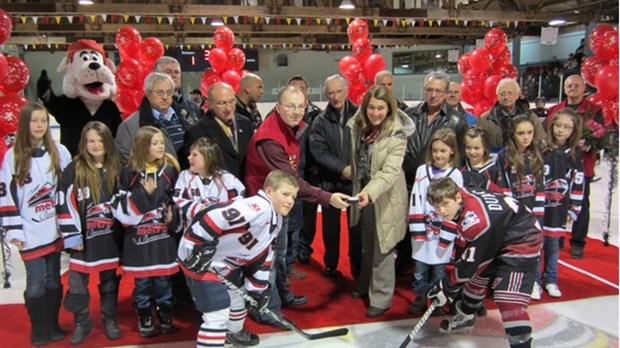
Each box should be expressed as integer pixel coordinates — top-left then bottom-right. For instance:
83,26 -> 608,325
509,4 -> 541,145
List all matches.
181,240 -> 219,274
428,278 -> 458,307
249,290 -> 270,313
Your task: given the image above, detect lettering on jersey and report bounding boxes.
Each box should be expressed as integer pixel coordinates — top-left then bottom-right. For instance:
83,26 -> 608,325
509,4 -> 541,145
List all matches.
462,210 -> 480,230
85,204 -> 114,238
250,203 -> 262,213
136,224 -> 169,235
511,174 -> 536,200
134,230 -> 170,245
34,200 -> 55,213
424,212 -> 442,238
475,191 -> 503,211
545,178 -> 568,207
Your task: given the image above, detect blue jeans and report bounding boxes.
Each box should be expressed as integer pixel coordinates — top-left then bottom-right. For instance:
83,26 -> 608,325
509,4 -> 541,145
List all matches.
285,200 -> 303,272
536,236 -> 560,284
185,276 -> 230,313
413,261 -> 446,296
260,217 -> 293,323
133,276 -> 173,309
24,252 -> 61,298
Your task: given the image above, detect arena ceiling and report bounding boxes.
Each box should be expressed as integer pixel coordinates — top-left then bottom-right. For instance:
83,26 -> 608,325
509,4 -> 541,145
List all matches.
2,0 -> 618,49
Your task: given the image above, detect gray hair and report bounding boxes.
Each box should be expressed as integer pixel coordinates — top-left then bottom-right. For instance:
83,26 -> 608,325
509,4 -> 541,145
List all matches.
153,56 -> 180,72
278,85 -> 305,103
424,71 -> 450,91
144,72 -> 175,94
496,78 -> 520,95
374,70 -> 393,84
323,74 -> 348,94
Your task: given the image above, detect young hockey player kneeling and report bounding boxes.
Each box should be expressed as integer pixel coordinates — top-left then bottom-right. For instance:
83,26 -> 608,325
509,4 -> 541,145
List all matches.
178,170 -> 299,347
426,177 -> 542,348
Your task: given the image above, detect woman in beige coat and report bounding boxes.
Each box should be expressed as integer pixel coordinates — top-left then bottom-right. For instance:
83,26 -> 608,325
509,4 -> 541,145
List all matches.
347,86 -> 416,318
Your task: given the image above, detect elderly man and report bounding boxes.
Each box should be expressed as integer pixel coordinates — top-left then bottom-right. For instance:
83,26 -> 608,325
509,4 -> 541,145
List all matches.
310,74 -> 361,279
446,81 -> 477,126
236,73 -> 264,130
153,56 -> 201,126
245,86 -> 350,330
181,82 -> 253,179
115,72 -> 189,162
547,74 -> 605,259
477,78 -> 546,153
375,70 -> 409,111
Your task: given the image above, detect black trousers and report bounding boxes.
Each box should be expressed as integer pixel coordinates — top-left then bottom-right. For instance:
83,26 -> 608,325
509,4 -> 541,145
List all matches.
321,205 -> 361,273
571,176 -> 591,247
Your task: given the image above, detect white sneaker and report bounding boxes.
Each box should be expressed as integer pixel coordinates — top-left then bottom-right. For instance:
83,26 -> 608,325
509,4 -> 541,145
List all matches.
545,283 -> 562,298
531,283 -> 542,300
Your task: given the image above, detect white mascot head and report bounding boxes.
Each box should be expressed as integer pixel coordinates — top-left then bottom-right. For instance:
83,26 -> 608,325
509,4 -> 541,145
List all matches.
57,39 -> 117,101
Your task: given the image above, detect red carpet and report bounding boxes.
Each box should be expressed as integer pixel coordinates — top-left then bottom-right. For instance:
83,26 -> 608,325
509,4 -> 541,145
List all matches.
2,211 -> 618,347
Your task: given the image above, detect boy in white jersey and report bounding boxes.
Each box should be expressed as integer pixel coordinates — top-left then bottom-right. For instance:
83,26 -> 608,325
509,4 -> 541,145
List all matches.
178,170 -> 299,347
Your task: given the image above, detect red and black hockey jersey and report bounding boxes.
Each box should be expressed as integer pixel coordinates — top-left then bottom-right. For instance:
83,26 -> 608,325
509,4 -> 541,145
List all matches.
460,159 -> 503,193
0,143 -> 71,261
178,190 -> 280,295
542,146 -> 584,236
56,161 -> 122,273
111,163 -> 180,278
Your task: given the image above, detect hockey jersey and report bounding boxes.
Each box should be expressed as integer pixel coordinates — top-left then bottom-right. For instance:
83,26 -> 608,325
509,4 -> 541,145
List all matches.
460,159 -> 502,193
438,188 -> 542,297
409,164 -> 463,264
178,190 -> 280,296
111,163 -> 180,278
173,170 -> 245,230
496,150 -> 545,224
542,146 -> 584,236
56,161 -> 121,273
0,143 -> 71,260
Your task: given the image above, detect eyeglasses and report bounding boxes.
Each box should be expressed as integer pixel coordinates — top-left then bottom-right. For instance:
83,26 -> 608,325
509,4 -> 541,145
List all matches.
326,90 -> 346,98
554,123 -> 574,130
498,91 -> 516,97
213,99 -> 236,107
151,89 -> 174,98
281,104 -> 306,112
424,88 -> 445,95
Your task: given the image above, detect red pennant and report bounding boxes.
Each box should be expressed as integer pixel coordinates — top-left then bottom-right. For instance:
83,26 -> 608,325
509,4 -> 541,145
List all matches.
43,16 -> 50,24
179,17 -> 185,25
275,17 -> 281,25
146,16 -> 152,24
112,14 -> 118,23
79,15 -> 84,23
306,17 -> 311,25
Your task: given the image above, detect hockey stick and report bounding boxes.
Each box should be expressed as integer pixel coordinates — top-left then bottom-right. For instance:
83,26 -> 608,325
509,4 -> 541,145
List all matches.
213,271 -> 349,340
397,301 -> 437,348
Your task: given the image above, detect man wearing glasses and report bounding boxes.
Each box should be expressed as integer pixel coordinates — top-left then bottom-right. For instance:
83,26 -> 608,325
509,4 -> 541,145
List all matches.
115,72 -> 190,162
181,82 -> 253,179
154,56 -> 202,127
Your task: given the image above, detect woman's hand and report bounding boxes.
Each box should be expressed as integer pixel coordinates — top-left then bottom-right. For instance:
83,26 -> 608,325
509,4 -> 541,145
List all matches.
356,191 -> 370,208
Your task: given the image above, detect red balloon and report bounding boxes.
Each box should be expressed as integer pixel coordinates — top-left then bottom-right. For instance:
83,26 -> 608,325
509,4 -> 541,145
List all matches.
342,62 -> 363,83
363,54 -> 385,82
0,9 -> 11,46
0,93 -> 28,136
116,59 -> 143,89
339,55 -> 359,76
498,64 -> 518,79
483,74 -> 502,101
141,37 -> 164,68
200,69 -> 221,96
348,83 -> 366,105
458,52 -> 472,75
469,48 -> 491,74
208,48 -> 228,72
227,48 -> 246,71
116,26 -> 142,59
0,52 -> 8,83
473,99 -> 494,117
1,56 -> 30,94
239,69 -> 251,78
595,65 -> 619,100
352,38 -> 372,63
484,28 -> 508,55
460,83 -> 476,105
602,102 -> 619,127
115,86 -> 141,118
586,92 -> 608,109
490,47 -> 511,72
347,19 -> 369,43
221,70 -> 241,92
581,55 -> 608,87
213,26 -> 235,52
596,29 -> 619,61
0,137 -> 7,166
589,24 -> 616,59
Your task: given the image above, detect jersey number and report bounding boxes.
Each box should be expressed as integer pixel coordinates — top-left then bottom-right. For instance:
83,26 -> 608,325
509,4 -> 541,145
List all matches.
0,182 -> 6,197
461,246 -> 476,262
221,208 -> 256,250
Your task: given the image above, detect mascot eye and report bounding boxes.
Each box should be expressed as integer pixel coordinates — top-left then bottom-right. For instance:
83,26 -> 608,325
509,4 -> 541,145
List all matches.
82,56 -> 89,62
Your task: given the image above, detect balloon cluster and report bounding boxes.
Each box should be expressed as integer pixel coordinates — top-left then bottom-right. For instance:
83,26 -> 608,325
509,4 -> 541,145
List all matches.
458,28 -> 517,116
582,24 -> 619,127
338,19 -> 386,105
115,25 -> 165,118
0,8 -> 28,163
200,26 -> 248,99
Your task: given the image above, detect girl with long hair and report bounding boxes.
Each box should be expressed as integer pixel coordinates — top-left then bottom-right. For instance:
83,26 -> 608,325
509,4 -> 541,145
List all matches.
460,127 -> 503,193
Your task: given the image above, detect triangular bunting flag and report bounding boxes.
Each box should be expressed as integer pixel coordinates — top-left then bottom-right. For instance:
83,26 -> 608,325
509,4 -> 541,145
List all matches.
269,44 -> 273,49
254,16 -> 260,24
33,16 -> 39,24
157,17 -> 163,24
286,18 -> 292,25
200,17 -> 206,24
55,16 -> 61,24
514,21 -> 519,28
429,20 -> 433,27
328,44 -> 332,50
481,20 -> 485,26
223,16 -> 229,23
89,15 -> 96,23
47,43 -> 51,48
437,20 -> 442,26
167,16 -> 174,24
341,44 -> 346,50
326,18 -> 332,25
165,44 -> 169,49
464,20 -> 468,26
249,44 -> 253,49
242,43 -> 246,49
506,21 -> 511,27
200,44 -> 205,49
146,16 -> 152,24
382,19 -> 388,26
412,20 -> 416,27
373,19 -> 379,26
321,44 -> 325,49
135,15 -> 141,23
232,16 -> 238,23
67,15 -> 74,23
123,14 -> 129,22
344,17 -> 350,24
295,18 -> 302,25
21,16 -> 27,24
302,43 -> 306,49
454,19 -> 459,25
262,44 -> 267,49
489,21 -> 494,27
190,17 -> 196,24
102,14 -> 107,22
400,19 -> 406,26
265,17 -> 271,24
316,18 -> 321,25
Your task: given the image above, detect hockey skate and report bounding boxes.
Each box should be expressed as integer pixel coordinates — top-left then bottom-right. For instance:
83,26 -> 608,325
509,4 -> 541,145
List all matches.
439,301 -> 476,333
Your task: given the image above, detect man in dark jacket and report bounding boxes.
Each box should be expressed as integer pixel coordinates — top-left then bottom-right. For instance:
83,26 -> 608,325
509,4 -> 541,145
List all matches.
154,56 -> 201,127
181,82 -> 253,180
236,73 -> 264,131
309,74 -> 361,278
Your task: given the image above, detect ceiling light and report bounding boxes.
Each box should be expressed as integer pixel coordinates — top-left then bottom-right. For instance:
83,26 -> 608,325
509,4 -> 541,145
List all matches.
549,19 -> 566,26
78,0 -> 94,5
435,53 -> 442,58
401,64 -> 409,68
339,0 -> 355,9
211,18 -> 224,26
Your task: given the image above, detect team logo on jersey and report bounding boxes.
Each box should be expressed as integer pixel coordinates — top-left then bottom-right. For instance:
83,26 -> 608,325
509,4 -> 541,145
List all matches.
28,182 -> 55,207
513,174 -> 536,199
462,210 -> 480,231
85,203 -> 113,234
425,212 -> 442,237
545,179 -> 568,207
250,202 -> 262,212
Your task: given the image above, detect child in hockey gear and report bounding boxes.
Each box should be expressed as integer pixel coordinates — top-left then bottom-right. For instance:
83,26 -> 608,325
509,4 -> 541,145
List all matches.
496,115 -> 545,225
174,136 -> 245,228
57,122 -> 123,344
111,126 -> 181,338
533,109 -> 584,300
0,102 -> 72,345
460,127 -> 502,193
409,128 -> 462,316
179,170 -> 300,347
426,177 -> 542,348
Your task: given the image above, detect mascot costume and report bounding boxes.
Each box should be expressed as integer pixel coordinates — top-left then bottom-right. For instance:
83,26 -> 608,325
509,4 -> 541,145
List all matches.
37,39 -> 122,156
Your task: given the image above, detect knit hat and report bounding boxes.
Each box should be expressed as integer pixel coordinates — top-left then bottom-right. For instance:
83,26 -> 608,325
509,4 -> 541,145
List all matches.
67,40 -> 105,61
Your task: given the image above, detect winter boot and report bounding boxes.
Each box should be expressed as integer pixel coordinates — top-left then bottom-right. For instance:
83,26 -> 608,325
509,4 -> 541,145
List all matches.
408,295 -> 427,315
137,307 -> 157,338
439,300 -> 476,333
24,293 -> 50,346
156,303 -> 179,334
99,275 -> 121,340
64,292 -> 92,344
45,287 -> 66,341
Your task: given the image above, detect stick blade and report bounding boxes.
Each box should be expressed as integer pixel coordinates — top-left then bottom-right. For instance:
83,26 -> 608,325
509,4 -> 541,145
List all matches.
307,327 -> 349,340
